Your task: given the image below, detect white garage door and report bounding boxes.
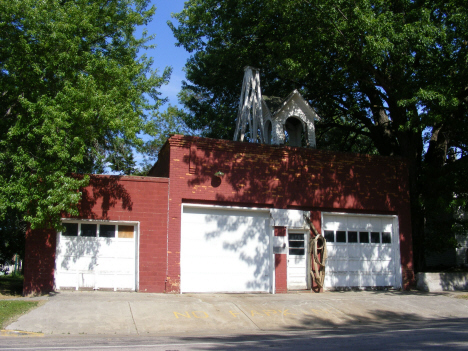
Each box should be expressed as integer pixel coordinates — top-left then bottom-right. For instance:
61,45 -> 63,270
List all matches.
322,214 -> 400,289
55,222 -> 137,291
181,206 -> 271,293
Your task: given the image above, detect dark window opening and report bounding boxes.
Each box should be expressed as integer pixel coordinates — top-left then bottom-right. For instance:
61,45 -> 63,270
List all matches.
348,231 -> 358,243
289,248 -> 305,255
324,230 -> 335,242
264,120 -> 273,145
289,233 -> 305,255
62,223 -> 78,236
289,234 -> 304,240
371,232 -> 381,243
336,231 -> 346,243
100,225 -> 116,238
359,232 -> 369,243
289,240 -> 304,248
382,232 -> 392,244
284,117 -> 307,147
81,224 -> 97,237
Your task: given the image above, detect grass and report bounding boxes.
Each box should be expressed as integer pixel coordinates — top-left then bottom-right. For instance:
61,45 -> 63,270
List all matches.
0,275 -> 41,329
0,300 -> 38,328
0,274 -> 23,297
456,294 -> 468,300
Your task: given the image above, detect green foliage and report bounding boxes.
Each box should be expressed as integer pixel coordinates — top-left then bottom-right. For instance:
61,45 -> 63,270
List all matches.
139,104 -> 195,170
0,210 -> 25,267
0,0 -> 171,229
171,0 -> 468,268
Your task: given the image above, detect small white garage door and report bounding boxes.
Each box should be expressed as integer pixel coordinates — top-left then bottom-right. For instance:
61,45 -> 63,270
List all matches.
322,214 -> 400,289
181,206 -> 271,293
55,222 -> 137,291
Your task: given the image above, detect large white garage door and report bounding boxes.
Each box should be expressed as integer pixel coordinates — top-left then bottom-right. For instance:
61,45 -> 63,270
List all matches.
322,214 -> 400,289
55,222 -> 137,291
181,206 -> 271,293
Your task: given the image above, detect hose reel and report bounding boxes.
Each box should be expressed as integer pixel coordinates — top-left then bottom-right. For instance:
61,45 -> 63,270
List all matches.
310,233 -> 327,290
304,213 -> 327,290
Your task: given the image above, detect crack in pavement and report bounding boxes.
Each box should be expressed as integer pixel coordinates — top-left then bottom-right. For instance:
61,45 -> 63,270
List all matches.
232,302 -> 263,331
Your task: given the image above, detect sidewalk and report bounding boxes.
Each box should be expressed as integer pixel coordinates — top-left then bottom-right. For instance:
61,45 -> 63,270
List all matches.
5,290 -> 468,336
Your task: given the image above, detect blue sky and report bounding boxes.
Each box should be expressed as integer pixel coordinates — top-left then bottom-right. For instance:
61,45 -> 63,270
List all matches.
142,0 -> 191,107
130,0 -> 191,168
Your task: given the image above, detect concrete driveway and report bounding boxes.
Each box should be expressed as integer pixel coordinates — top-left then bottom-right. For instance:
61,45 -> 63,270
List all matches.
5,290 -> 468,336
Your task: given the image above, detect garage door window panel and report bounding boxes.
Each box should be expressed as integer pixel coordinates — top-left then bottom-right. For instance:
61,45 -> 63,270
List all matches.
99,225 -> 116,238
371,232 -> 381,244
118,225 -> 134,239
62,223 -> 78,237
382,232 -> 392,244
336,231 -> 346,243
348,231 -> 358,243
359,232 -> 369,243
324,230 -> 334,242
81,224 -> 97,237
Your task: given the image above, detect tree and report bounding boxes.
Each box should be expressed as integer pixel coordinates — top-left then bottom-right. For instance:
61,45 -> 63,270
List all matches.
170,0 -> 468,270
0,0 -> 171,230
0,209 -> 26,269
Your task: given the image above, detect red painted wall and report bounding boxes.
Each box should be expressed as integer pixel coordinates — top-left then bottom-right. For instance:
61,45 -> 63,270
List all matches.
274,227 -> 287,293
159,135 -> 414,292
23,175 -> 169,295
23,228 -> 56,296
25,134 -> 415,295
275,255 -> 288,294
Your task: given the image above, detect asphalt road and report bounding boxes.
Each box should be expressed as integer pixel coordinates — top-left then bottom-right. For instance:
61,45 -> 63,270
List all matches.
1,321 -> 467,351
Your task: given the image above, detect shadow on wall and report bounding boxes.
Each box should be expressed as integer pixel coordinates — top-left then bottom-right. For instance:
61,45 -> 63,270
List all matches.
417,272 -> 468,291
185,144 -> 407,211
203,210 -> 270,291
25,176 -> 134,295
77,175 -> 133,220
182,140 -> 413,286
23,228 -> 56,295
56,176 -> 133,286
438,272 -> 468,291
58,237 -> 113,270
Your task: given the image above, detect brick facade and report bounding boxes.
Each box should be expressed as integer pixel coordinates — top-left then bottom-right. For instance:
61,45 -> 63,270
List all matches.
274,254 -> 288,294
24,175 -> 169,295
274,226 -> 288,293
150,135 -> 414,292
24,134 -> 414,295
23,228 -> 56,295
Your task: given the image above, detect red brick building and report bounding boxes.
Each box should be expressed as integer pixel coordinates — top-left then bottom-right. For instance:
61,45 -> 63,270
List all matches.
24,135 -> 414,295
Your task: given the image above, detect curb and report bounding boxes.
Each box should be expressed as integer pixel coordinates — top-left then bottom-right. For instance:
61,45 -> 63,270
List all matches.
1,330 -> 44,337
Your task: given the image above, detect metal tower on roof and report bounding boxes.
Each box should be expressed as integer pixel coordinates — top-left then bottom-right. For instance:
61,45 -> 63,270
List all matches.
233,66 -> 264,143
